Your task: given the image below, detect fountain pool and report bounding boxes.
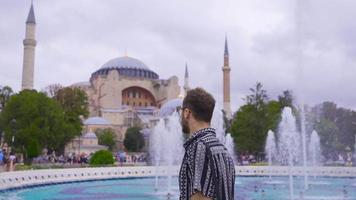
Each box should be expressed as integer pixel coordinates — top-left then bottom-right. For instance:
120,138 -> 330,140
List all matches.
1,175 -> 356,200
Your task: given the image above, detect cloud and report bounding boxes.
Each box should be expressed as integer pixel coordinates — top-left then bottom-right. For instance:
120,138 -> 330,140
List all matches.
0,0 -> 355,112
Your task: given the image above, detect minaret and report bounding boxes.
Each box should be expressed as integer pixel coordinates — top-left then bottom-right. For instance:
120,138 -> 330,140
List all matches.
21,3 -> 37,90
183,62 -> 190,96
222,35 -> 232,118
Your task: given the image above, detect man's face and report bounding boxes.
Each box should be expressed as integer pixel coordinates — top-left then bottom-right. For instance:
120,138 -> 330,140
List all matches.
180,107 -> 190,134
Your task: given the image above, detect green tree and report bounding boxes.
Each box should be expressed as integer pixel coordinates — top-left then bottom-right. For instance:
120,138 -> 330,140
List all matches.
278,90 -> 294,108
89,150 -> 114,166
314,118 -> 342,158
310,101 -> 356,158
95,128 -> 117,151
244,82 -> 268,110
0,90 -> 80,162
124,126 -> 144,152
231,83 -> 282,153
0,85 -> 13,110
0,85 -> 14,142
54,87 -> 89,137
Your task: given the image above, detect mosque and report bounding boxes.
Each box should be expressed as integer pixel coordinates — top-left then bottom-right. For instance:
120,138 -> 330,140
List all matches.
20,3 -> 232,152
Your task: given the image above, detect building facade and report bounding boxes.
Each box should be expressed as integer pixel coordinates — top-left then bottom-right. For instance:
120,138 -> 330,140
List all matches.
71,56 -> 180,148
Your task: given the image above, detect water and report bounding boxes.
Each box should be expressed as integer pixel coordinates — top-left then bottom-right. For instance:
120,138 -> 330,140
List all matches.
278,107 -> 301,199
212,107 -> 237,164
225,133 -> 237,163
265,130 -> 277,179
149,112 -> 184,194
211,107 -> 226,143
354,137 -> 356,163
277,107 -> 301,166
2,176 -> 356,200
299,104 -> 309,190
308,130 -> 321,167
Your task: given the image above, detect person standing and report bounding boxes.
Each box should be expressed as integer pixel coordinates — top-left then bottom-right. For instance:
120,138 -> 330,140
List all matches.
178,88 -> 235,200
9,152 -> 16,171
0,150 -> 4,166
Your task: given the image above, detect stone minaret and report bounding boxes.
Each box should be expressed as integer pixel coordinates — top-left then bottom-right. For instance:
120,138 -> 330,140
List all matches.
222,36 -> 232,118
21,3 -> 36,90
183,62 -> 190,96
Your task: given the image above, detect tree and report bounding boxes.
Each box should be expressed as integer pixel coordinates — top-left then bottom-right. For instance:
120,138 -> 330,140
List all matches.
314,118 -> 341,159
124,126 -> 144,152
53,87 -> 89,138
95,128 -> 117,151
244,82 -> 268,110
0,85 -> 13,142
278,90 -> 294,108
231,83 -> 282,153
0,90 -> 80,162
42,83 -> 63,98
310,101 -> 356,158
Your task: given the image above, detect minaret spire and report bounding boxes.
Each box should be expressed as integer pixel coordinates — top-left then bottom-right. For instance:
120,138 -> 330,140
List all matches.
21,2 -> 37,90
26,2 -> 36,24
183,62 -> 190,96
222,35 -> 232,118
224,34 -> 229,56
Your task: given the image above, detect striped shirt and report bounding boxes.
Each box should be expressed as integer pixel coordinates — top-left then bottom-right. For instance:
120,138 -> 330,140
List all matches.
179,128 -> 235,200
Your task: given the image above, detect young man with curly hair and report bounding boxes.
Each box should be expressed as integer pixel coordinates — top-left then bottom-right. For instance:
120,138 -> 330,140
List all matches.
178,88 -> 235,200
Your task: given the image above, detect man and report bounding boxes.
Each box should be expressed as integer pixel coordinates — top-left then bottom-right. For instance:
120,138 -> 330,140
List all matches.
178,88 -> 235,200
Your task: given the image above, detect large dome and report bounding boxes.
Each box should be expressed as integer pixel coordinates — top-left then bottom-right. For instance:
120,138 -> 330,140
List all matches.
91,56 -> 159,80
101,56 -> 150,70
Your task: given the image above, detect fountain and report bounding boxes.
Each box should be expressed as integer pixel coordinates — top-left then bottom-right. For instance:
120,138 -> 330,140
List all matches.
299,105 -> 309,190
225,133 -> 237,163
211,107 -> 226,143
265,130 -> 277,179
150,112 -> 184,197
212,107 -> 237,164
354,137 -> 356,166
308,130 -> 321,167
149,103 -> 238,199
277,107 -> 300,200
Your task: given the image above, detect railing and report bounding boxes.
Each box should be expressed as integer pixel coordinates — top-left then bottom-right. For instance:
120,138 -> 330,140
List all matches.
1,166 -> 356,191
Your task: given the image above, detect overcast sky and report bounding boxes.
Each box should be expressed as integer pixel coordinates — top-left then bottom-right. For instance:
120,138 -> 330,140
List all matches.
0,0 -> 355,112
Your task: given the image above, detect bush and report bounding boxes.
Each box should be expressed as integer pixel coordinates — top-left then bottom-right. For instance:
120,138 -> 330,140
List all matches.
89,150 -> 114,166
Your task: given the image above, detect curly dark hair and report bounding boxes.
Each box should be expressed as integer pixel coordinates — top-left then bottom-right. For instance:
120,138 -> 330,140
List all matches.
183,87 -> 215,123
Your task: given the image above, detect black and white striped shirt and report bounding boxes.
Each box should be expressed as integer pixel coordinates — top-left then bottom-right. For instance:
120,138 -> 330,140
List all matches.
179,128 -> 235,200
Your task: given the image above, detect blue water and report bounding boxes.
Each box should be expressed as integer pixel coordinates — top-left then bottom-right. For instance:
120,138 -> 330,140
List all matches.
1,176 -> 356,200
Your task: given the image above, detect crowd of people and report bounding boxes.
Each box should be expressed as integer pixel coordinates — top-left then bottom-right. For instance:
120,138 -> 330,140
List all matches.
1,147 -> 356,172
0,148 -> 149,172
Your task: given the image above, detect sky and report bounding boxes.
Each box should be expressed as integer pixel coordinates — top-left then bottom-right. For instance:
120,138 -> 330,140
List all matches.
0,0 -> 355,112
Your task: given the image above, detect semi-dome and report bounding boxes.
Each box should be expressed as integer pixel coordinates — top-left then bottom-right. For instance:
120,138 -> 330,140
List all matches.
91,56 -> 159,80
159,98 -> 183,117
84,117 -> 111,125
